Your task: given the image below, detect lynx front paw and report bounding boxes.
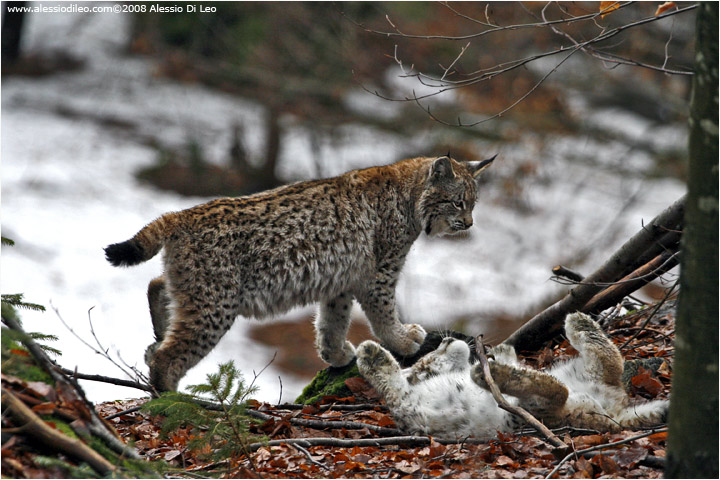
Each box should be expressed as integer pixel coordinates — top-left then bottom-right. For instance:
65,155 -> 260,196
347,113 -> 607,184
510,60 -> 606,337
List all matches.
357,340 -> 395,372
319,340 -> 356,367
392,323 -> 427,356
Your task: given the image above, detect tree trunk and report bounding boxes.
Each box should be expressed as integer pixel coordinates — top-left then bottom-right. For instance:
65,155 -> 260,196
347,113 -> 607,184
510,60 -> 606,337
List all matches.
2,1 -> 27,62
255,104 -> 282,191
665,3 -> 719,478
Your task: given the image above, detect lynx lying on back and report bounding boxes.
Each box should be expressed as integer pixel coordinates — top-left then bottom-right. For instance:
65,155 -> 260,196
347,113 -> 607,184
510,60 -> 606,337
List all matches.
357,313 -> 668,439
105,155 -> 494,392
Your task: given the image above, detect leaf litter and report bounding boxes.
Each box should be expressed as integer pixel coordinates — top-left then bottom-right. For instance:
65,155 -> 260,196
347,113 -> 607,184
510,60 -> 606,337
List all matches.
3,302 -> 673,478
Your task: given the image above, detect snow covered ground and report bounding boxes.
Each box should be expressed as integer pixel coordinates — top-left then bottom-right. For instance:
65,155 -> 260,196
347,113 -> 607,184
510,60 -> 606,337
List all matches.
1,7 -> 686,403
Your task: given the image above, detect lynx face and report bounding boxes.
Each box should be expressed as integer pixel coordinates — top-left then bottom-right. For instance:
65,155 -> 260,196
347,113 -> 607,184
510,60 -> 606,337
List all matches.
419,157 -> 490,237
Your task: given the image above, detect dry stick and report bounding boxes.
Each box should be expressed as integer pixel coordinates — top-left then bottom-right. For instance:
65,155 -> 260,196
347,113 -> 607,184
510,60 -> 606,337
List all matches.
58,367 -> 155,393
1,314 -> 141,460
277,403 -> 388,412
2,388 -> 117,475
245,435 -> 487,452
503,195 -> 685,352
245,408 -> 402,437
474,336 -> 568,452
545,428 -> 668,479
104,405 -> 144,421
583,250 -> 680,315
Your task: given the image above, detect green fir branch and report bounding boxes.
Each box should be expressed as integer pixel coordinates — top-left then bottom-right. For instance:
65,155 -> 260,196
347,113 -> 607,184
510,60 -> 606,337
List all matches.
143,361 -> 264,464
2,293 -> 46,312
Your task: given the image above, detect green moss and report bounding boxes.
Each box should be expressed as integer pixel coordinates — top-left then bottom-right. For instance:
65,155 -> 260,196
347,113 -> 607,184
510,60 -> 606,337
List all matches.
295,362 -> 359,405
31,456 -> 97,479
40,416 -> 79,440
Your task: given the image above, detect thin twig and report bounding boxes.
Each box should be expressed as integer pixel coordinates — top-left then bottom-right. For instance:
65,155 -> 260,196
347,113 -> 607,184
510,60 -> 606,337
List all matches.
620,280 -> 679,351
246,408 -> 402,436
545,428 -> 668,478
344,2 -> 636,41
475,335 -> 568,451
290,443 -> 330,470
57,367 -> 154,393
245,435 -> 488,452
103,405 -> 145,421
276,403 -> 388,412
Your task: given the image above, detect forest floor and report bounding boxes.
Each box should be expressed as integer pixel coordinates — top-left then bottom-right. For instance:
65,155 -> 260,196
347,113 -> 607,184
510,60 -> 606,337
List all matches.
2,301 -> 674,479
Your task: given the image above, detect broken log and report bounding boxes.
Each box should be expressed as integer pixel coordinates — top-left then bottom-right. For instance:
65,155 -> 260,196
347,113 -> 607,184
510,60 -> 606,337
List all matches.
583,250 -> 679,314
2,388 -> 117,476
503,195 -> 685,351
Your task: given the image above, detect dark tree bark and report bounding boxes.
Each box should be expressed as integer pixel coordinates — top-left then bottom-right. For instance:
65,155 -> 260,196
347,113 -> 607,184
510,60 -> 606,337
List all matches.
2,1 -> 26,62
256,104 -> 282,191
665,3 -> 719,479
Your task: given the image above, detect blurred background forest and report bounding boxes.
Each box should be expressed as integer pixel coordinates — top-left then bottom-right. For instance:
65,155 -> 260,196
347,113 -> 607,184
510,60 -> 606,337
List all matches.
2,2 -> 692,403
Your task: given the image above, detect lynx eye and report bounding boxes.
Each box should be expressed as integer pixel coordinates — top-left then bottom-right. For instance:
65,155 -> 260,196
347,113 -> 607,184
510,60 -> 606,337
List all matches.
452,200 -> 465,210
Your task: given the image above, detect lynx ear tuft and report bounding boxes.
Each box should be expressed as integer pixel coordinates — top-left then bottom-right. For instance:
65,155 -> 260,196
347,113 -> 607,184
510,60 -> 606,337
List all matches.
466,154 -> 497,178
430,156 -> 454,181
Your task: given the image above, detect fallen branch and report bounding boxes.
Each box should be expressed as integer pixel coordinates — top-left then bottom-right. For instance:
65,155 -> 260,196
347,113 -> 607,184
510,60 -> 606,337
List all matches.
57,367 -> 154,394
276,403 -> 388,412
545,428 -> 668,479
246,408 -> 402,437
104,405 -> 145,421
503,195 -> 685,351
475,336 -> 568,452
245,435 -> 487,452
1,388 -> 117,475
1,314 -> 141,460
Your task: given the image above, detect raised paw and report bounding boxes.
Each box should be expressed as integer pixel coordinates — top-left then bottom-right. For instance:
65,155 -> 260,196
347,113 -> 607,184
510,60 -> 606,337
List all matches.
356,340 -> 396,374
319,340 -> 356,367
488,343 -> 518,366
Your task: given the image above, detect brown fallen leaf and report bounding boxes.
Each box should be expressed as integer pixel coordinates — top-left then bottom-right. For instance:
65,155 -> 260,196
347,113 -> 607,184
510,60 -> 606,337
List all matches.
599,2 -> 620,18
655,2 -> 677,16
615,446 -> 648,469
31,402 -> 57,415
631,367 -> 664,396
164,449 -> 182,461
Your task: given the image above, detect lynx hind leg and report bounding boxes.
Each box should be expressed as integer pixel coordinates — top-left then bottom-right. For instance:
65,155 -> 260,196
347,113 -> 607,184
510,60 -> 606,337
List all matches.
148,276 -> 171,340
615,399 -> 670,429
356,340 -> 408,404
314,293 -> 356,367
565,313 -> 624,387
148,301 -> 235,392
145,276 -> 172,367
471,363 -> 569,415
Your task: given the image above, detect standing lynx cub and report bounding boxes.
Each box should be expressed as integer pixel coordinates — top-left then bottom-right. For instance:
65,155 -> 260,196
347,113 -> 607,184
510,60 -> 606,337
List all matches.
357,313 -> 668,439
105,155 -> 494,392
